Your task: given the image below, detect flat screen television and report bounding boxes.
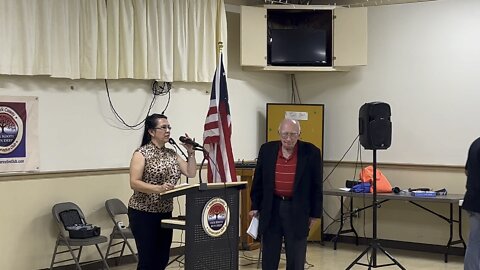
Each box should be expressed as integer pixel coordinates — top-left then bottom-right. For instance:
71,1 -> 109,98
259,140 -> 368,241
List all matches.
267,9 -> 332,67
269,29 -> 328,66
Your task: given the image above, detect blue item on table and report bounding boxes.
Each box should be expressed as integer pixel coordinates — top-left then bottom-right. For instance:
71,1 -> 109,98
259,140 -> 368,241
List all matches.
352,182 -> 371,193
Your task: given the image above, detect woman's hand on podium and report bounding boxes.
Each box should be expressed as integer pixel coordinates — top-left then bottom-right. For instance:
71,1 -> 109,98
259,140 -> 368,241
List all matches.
160,183 -> 175,193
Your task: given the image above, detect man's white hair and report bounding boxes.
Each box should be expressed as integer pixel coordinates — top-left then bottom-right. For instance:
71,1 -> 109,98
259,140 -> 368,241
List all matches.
278,118 -> 301,133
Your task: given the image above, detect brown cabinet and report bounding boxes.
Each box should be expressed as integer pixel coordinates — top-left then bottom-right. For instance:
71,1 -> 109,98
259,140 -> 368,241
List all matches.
237,167 -> 261,250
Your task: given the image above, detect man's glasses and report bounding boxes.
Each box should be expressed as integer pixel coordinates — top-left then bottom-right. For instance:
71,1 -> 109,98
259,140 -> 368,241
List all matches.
279,132 -> 299,139
154,125 -> 172,131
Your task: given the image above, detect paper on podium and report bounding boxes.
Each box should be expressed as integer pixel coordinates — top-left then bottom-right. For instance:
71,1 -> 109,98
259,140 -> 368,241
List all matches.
247,216 -> 259,239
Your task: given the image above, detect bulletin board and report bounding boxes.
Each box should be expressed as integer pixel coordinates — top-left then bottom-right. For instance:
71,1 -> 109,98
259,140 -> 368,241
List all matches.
266,103 -> 325,241
266,103 -> 324,153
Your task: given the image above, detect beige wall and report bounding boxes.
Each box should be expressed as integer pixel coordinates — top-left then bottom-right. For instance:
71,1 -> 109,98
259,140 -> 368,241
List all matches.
0,170 -> 133,269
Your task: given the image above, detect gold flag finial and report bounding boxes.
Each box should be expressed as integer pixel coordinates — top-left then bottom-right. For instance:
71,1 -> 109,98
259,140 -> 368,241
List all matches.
218,42 -> 223,54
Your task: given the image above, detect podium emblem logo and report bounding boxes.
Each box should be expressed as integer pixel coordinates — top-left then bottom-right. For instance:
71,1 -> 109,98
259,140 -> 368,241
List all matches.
202,197 -> 230,237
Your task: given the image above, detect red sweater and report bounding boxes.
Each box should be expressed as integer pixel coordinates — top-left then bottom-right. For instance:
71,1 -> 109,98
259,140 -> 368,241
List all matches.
274,144 -> 298,198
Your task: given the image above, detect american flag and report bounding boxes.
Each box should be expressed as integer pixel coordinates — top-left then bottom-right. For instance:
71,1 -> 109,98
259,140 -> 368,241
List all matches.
203,54 -> 237,183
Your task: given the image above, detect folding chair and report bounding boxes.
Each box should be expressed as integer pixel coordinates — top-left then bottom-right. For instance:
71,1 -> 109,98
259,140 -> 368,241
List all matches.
49,202 -> 110,270
104,198 -> 138,265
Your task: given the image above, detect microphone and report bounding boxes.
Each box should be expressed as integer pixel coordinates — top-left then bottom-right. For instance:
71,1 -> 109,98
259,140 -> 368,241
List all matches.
179,136 -> 203,149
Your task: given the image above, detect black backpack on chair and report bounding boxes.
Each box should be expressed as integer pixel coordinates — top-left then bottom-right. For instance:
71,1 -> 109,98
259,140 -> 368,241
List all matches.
59,209 -> 101,239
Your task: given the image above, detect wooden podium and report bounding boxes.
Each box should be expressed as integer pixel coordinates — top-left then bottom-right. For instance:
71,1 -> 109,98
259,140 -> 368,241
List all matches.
160,182 -> 246,270
237,167 -> 261,251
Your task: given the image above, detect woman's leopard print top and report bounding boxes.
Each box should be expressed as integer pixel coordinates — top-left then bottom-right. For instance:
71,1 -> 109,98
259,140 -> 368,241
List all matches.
128,142 -> 181,213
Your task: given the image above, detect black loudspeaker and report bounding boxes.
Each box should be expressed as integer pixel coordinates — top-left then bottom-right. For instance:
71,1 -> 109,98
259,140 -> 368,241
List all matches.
359,102 -> 392,150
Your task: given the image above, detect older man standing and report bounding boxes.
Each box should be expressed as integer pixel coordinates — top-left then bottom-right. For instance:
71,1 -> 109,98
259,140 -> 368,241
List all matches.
250,118 -> 323,270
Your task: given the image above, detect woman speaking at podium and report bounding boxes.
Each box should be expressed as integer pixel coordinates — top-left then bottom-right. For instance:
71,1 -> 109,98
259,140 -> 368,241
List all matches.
127,114 -> 196,270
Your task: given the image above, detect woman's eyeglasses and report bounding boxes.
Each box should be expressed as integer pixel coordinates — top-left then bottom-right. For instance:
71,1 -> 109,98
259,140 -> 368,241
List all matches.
154,125 -> 172,131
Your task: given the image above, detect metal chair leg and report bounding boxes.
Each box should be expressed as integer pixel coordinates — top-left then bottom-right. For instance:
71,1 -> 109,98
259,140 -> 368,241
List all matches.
65,243 -> 82,270
105,237 -> 114,261
124,238 -> 138,261
49,240 -> 60,270
95,244 -> 110,270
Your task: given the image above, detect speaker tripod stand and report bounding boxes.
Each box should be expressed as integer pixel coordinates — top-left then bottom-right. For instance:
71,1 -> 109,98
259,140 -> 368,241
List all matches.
346,150 -> 406,270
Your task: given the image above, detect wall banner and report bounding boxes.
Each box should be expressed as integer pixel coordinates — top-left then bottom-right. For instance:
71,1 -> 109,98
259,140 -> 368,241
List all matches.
0,96 -> 39,172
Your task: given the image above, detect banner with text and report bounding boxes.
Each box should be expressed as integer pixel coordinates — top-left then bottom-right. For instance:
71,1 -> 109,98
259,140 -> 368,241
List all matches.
0,96 -> 39,173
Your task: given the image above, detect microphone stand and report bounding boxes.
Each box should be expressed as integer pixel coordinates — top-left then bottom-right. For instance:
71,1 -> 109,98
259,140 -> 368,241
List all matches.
195,146 -> 208,191
166,138 -> 189,267
175,144 -> 189,160
177,137 -> 209,190
169,139 -> 189,184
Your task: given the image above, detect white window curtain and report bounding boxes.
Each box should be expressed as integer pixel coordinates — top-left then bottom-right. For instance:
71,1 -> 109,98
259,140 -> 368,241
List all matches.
0,0 -> 227,82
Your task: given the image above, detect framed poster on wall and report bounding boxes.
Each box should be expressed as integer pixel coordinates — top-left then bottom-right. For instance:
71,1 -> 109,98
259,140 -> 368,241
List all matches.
266,103 -> 324,153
